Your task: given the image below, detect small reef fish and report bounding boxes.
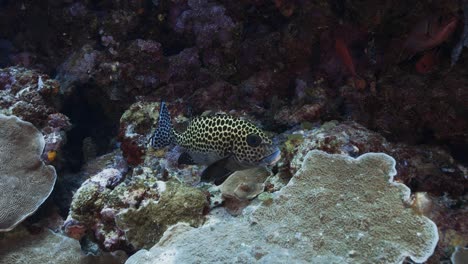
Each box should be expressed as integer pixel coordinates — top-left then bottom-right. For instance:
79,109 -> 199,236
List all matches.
402,15 -> 458,57
335,37 -> 357,77
150,102 -> 281,185
335,37 -> 365,89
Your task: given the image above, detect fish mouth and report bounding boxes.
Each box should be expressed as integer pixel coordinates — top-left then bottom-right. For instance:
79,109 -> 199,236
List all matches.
260,148 -> 281,165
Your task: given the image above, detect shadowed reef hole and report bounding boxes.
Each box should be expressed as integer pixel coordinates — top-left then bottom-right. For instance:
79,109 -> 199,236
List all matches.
61,85 -> 121,172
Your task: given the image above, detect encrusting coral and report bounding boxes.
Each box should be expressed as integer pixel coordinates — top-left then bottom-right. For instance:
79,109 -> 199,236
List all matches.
451,247 -> 468,264
0,1 -> 466,263
0,226 -> 126,264
64,167 -> 208,252
0,67 -> 60,126
0,114 -> 56,232
118,101 -> 161,166
0,67 -> 71,165
115,181 -> 208,250
126,150 -> 438,264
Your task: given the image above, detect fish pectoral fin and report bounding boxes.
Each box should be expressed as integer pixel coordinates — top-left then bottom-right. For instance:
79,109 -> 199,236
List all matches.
213,173 -> 232,186
200,157 -> 235,185
178,152 -> 196,165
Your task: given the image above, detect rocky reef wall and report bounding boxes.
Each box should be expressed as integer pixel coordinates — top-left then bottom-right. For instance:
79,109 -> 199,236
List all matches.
0,1 -> 467,263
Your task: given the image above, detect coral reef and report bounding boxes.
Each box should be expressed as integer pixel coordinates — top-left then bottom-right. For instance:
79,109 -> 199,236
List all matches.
118,101 -> 161,166
283,121 -> 467,197
0,67 -> 71,164
346,65 -> 468,149
115,180 -> 208,249
56,44 -> 102,97
2,1 -> 464,156
53,149 -> 128,218
0,0 -> 467,262
0,114 -> 56,231
452,247 -> 468,264
0,226 -> 126,264
220,167 -> 271,201
173,0 -> 236,49
278,121 -> 467,262
422,194 -> 468,262
0,67 -> 60,126
220,167 -> 271,215
126,150 -> 438,264
64,167 -> 208,252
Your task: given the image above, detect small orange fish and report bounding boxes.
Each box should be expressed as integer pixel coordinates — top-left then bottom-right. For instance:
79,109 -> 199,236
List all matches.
47,150 -> 57,162
415,50 -> 438,74
403,15 -> 458,56
335,37 -> 357,77
335,37 -> 365,89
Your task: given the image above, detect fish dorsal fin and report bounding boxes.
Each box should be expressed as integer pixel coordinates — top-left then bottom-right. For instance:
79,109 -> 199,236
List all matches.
200,156 -> 236,185
150,102 -> 175,149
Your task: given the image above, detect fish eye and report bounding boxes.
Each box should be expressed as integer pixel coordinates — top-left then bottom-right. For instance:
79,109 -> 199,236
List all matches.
246,134 -> 262,147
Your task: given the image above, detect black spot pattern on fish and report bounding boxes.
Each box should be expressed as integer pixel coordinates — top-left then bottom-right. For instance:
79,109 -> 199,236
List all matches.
151,102 -> 174,149
174,115 -> 273,164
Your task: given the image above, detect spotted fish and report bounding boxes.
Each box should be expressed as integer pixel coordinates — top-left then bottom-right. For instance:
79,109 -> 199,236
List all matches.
150,102 -> 281,185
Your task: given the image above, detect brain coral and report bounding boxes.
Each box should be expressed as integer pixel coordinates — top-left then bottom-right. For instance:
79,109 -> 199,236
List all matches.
126,150 -> 438,264
0,114 -> 56,232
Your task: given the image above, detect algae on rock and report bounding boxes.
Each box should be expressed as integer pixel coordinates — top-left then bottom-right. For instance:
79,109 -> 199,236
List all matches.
115,180 -> 208,249
120,101 -> 161,135
126,150 -> 438,264
65,167 -> 208,251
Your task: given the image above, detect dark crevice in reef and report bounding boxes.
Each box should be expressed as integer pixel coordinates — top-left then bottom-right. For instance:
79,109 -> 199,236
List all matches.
448,142 -> 468,166
53,84 -> 126,217
61,85 -> 123,173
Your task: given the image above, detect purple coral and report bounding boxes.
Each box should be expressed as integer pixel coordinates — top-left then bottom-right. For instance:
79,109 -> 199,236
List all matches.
173,0 -> 236,48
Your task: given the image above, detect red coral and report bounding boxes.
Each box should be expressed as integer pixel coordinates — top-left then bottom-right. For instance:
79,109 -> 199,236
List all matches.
63,219 -> 87,240
118,124 -> 146,166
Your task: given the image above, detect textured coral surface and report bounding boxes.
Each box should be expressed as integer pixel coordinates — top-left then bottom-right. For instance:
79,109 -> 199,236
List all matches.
0,0 -> 466,262
126,151 -> 438,264
64,168 -> 208,252
0,226 -> 126,264
0,114 -> 56,231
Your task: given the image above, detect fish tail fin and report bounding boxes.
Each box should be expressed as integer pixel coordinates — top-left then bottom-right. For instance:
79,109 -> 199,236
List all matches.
150,102 -> 175,149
